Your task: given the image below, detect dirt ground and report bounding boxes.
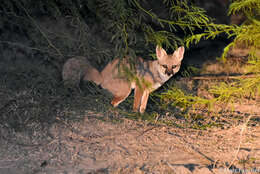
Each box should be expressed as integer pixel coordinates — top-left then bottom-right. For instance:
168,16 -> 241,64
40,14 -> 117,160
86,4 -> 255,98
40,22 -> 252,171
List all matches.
0,110 -> 260,174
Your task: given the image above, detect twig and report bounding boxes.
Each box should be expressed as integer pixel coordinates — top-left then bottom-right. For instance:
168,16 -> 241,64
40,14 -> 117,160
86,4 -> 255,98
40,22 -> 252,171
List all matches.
0,41 -> 78,57
167,130 -> 215,164
182,74 -> 258,80
18,3 -> 63,58
136,126 -> 157,138
228,115 -> 252,168
0,99 -> 16,114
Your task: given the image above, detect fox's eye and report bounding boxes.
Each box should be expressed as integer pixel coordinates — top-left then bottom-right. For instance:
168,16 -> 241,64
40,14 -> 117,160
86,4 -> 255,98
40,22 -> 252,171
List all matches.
172,65 -> 177,69
162,65 -> 167,68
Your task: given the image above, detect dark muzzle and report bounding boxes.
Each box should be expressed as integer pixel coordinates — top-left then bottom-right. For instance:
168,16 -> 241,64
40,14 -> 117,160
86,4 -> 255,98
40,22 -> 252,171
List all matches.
165,68 -> 174,76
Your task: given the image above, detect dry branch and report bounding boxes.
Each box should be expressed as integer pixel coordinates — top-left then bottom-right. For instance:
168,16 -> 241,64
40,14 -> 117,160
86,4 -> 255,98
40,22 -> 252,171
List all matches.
183,74 -> 258,80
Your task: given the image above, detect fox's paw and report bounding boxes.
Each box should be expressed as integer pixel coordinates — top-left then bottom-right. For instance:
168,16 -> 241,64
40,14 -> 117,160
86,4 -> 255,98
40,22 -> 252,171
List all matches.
133,107 -> 138,113
111,100 -> 117,107
139,107 -> 145,114
111,96 -> 125,107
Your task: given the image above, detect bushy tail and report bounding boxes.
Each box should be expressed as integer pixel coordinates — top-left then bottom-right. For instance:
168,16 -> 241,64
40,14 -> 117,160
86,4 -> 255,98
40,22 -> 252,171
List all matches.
62,57 -> 103,87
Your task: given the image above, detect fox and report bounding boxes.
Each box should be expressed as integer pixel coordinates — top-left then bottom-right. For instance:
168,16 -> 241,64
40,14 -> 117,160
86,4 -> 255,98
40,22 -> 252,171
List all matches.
62,45 -> 185,113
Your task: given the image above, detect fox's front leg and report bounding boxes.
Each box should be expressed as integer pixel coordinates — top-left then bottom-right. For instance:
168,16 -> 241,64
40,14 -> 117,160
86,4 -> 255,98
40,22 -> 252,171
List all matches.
139,90 -> 149,113
133,86 -> 142,112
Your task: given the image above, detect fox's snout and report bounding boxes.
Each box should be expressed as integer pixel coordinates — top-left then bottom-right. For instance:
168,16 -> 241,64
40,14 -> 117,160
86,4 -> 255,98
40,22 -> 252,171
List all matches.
162,65 -> 175,76
165,68 -> 174,76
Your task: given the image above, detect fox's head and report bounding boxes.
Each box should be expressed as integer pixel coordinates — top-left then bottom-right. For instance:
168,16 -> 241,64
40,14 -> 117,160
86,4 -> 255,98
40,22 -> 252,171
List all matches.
156,45 -> 185,76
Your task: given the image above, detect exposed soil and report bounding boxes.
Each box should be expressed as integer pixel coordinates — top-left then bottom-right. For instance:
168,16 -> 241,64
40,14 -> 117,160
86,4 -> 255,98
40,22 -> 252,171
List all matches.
1,110 -> 260,174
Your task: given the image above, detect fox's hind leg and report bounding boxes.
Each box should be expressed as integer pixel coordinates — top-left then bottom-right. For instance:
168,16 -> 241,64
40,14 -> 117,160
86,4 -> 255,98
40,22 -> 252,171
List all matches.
111,89 -> 131,107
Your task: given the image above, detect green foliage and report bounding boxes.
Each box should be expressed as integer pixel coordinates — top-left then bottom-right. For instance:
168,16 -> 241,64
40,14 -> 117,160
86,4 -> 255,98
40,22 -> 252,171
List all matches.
209,0 -> 260,105
0,0 -> 213,63
209,76 -> 260,103
186,0 -> 260,60
157,86 -> 213,112
166,0 -> 260,114
94,0 -> 212,58
158,75 -> 260,114
229,0 -> 260,16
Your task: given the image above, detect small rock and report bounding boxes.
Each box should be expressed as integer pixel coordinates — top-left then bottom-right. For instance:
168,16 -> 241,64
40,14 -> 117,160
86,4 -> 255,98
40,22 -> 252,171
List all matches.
193,167 -> 212,174
212,168 -> 233,174
168,165 -> 192,174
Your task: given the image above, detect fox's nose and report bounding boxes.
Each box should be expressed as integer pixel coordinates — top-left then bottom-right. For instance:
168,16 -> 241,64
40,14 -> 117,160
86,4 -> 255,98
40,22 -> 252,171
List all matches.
165,69 -> 173,76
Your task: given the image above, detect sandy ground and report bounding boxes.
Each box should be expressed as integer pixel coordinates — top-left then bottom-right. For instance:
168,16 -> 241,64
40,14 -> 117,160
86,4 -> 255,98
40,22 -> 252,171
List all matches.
0,109 -> 260,174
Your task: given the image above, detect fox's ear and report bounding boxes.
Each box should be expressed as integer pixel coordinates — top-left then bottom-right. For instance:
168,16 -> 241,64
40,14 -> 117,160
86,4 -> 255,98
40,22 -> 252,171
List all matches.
156,45 -> 167,60
174,46 -> 185,61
